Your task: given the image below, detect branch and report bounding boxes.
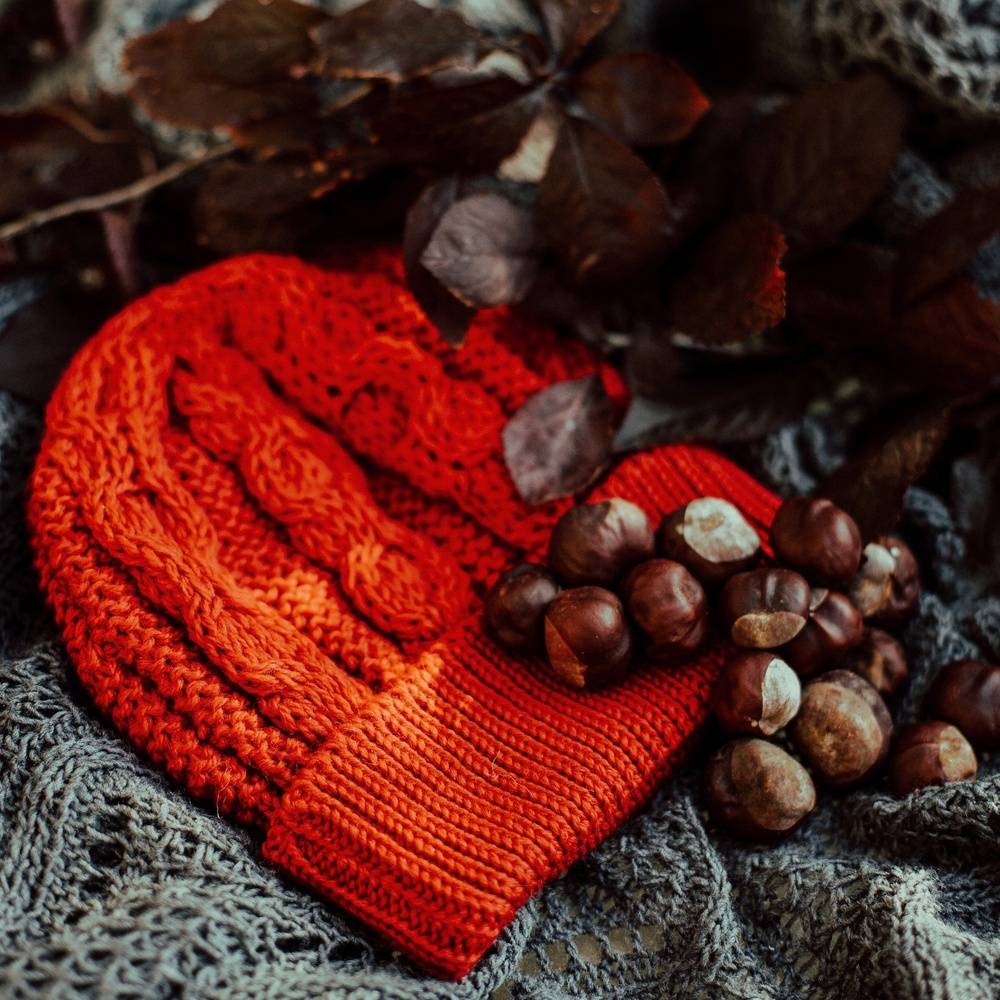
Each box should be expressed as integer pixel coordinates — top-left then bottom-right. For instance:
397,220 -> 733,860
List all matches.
0,144 -> 235,243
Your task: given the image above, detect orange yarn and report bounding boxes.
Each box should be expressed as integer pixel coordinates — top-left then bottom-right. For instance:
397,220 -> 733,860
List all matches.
28,248 -> 780,979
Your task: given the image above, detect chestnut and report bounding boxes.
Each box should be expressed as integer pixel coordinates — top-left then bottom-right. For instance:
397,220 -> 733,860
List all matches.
848,535 -> 920,628
720,568 -> 811,648
927,659 -> 1000,751
712,651 -> 801,736
657,497 -> 760,586
548,498 -> 655,587
485,563 -> 560,653
888,721 -> 977,797
844,627 -> 908,699
544,586 -> 633,689
703,738 -> 816,843
780,589 -> 863,678
770,496 -> 862,586
790,670 -> 893,786
621,559 -> 708,661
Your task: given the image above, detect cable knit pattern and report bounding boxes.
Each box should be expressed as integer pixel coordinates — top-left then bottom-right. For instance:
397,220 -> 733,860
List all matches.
26,250 -> 781,979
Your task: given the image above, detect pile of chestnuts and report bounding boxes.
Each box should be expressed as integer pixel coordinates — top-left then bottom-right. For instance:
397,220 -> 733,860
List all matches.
485,492 -> 1000,845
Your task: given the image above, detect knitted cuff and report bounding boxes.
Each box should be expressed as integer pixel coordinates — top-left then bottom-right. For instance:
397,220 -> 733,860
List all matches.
262,626 -> 721,979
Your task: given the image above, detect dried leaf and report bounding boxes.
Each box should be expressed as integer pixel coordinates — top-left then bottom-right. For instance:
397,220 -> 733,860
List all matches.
536,115 -> 673,287
124,0 -> 325,129
503,374 -> 616,503
897,186 -> 1000,305
574,52 -> 709,146
820,402 -> 952,539
787,243 -> 897,348
669,214 -> 786,345
741,73 -> 908,248
896,277 -> 1000,392
613,359 -> 823,452
498,97 -> 561,182
310,0 -> 485,82
421,193 -> 538,307
403,177 -> 477,346
535,0 -> 621,66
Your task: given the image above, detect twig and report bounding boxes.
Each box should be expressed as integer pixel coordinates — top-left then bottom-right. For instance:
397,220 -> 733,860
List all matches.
0,144 -> 235,242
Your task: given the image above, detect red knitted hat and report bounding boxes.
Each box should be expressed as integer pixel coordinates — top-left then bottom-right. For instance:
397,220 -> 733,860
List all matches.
28,249 -> 779,979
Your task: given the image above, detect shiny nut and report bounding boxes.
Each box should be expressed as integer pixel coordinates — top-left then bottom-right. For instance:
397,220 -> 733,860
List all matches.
844,627 -> 908,699
485,563 -> 560,653
770,496 -> 862,586
621,558 -> 708,661
888,721 -> 977,797
548,498 -> 655,587
790,670 -> 893,786
780,589 -> 864,678
720,568 -> 811,648
712,651 -> 801,736
927,659 -> 1000,751
657,497 -> 760,586
544,587 -> 633,689
849,535 -> 920,627
703,738 -> 816,843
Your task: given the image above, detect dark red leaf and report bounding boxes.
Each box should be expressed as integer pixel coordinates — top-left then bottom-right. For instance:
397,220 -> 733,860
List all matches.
310,0 -> 485,82
535,0 -> 621,66
787,243 -> 897,348
124,0 -> 325,129
741,73 -> 908,248
669,213 -> 786,344
574,52 -> 709,146
820,402 -> 952,539
403,177 -> 476,346
896,277 -> 1000,392
536,114 -> 674,287
897,186 -> 1000,305
503,374 -> 616,503
421,193 -> 539,307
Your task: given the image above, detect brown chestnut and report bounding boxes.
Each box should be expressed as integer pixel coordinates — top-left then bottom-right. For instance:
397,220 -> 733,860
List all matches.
790,670 -> 893,786
657,497 -> 760,586
544,586 -> 633,689
703,738 -> 816,843
848,535 -> 920,628
712,651 -> 801,736
888,721 -> 977,797
770,496 -> 862,586
621,559 -> 708,661
485,563 -> 560,653
720,568 -> 811,648
548,498 -> 655,587
780,589 -> 864,678
844,627 -> 908,699
927,659 -> 1000,751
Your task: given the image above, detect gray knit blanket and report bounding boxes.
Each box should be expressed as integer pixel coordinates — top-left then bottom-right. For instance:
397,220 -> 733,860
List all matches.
3,1 -> 1000,997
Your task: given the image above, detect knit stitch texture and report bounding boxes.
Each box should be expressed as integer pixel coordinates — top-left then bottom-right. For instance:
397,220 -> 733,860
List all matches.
25,249 -> 783,980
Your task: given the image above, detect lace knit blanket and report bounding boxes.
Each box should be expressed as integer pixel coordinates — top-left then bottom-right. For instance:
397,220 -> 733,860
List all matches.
3,0 -> 1000,997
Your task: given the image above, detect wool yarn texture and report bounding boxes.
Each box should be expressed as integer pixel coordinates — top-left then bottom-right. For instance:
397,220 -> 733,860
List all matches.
27,249 -> 781,979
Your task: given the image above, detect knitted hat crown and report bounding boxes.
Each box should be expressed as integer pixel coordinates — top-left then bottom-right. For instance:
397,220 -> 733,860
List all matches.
28,249 -> 779,979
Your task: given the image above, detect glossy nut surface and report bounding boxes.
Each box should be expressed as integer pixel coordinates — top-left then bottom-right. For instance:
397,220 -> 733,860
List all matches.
927,659 -> 1000,751
544,586 -> 633,689
845,627 -> 908,699
703,739 -> 816,843
770,497 -> 862,586
621,558 -> 708,661
790,670 -> 892,786
712,651 -> 801,736
849,536 -> 920,627
780,589 -> 864,678
548,498 -> 655,587
657,497 -> 760,586
720,568 -> 811,648
888,721 -> 977,797
485,563 -> 560,653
